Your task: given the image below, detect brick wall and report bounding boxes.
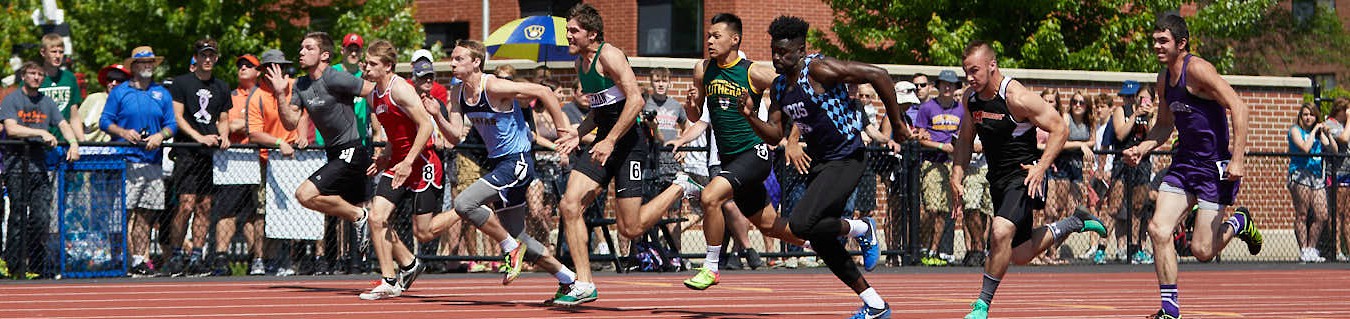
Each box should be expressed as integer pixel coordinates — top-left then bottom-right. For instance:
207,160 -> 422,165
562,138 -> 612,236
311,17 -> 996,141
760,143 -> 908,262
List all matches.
414,0 -> 838,61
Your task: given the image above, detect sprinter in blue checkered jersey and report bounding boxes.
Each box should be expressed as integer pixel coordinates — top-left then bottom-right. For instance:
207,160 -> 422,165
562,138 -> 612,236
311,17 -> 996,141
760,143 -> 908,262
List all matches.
746,16 -> 915,319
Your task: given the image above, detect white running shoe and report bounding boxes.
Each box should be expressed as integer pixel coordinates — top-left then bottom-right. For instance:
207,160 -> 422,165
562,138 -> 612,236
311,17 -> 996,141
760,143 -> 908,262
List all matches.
359,280 -> 403,300
673,173 -> 704,198
354,208 -> 372,256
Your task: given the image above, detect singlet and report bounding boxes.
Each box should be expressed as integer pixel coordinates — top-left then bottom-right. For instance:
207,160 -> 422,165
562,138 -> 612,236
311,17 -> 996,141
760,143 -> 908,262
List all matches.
460,75 -> 533,158
702,57 -> 765,155
578,42 -> 640,148
1164,54 -> 1232,162
370,75 -> 443,190
771,54 -> 862,161
966,76 -> 1040,184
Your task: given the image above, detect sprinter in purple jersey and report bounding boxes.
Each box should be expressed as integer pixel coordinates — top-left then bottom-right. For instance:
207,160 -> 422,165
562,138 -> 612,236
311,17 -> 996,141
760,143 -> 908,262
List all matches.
1121,12 -> 1264,319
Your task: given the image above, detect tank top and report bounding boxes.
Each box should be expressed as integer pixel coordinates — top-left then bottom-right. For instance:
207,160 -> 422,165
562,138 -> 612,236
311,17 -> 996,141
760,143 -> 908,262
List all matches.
577,42 -> 640,149
966,76 -> 1040,184
1164,54 -> 1232,162
459,75 -> 533,158
1288,125 -> 1324,175
703,57 -> 765,155
370,75 -> 443,190
771,54 -> 862,161
1055,116 -> 1091,166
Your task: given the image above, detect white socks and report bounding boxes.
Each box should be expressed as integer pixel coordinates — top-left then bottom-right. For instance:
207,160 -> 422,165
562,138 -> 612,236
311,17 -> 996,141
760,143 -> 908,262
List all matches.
555,268 -> 576,284
846,219 -> 869,237
500,237 -> 520,252
704,245 -> 721,272
859,287 -> 885,308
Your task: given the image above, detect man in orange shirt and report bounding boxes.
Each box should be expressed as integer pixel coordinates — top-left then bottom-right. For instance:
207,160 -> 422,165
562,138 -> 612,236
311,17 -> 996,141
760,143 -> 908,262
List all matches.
212,54 -> 268,276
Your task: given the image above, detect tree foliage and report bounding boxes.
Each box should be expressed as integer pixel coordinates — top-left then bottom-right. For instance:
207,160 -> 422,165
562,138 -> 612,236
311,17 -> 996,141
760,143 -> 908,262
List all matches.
2,0 -> 426,91
805,0 -> 1340,75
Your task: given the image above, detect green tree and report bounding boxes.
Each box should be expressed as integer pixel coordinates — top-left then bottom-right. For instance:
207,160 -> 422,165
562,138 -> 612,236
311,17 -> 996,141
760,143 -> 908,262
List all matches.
1,0 -> 41,78
809,0 -> 1298,74
3,0 -> 425,91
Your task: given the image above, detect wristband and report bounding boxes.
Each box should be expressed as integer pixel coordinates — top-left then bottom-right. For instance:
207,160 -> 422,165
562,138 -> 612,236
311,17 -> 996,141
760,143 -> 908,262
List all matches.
276,140 -> 283,148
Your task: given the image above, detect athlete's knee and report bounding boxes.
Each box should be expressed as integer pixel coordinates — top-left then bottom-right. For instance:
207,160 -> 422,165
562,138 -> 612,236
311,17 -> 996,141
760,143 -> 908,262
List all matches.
989,223 -> 1014,244
1147,220 -> 1175,244
558,194 -> 586,220
414,226 -> 438,243
616,222 -> 646,240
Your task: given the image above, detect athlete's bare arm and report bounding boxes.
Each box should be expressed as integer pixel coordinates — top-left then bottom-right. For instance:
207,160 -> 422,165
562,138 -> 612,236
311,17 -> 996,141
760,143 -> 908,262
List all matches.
590,45 -> 645,165
486,77 -> 578,155
809,58 -> 913,144
1187,57 -> 1249,180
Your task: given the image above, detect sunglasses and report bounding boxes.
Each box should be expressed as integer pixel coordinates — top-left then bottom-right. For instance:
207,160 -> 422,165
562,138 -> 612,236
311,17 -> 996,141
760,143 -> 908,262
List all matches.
914,82 -> 930,88
238,63 -> 256,69
1072,99 -> 1086,105
859,93 -> 876,99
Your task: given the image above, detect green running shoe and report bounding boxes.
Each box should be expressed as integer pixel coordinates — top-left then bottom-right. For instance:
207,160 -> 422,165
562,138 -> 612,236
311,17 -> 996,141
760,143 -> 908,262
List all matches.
682,267 -> 720,290
964,299 -> 989,319
542,283 -> 570,305
551,284 -> 598,306
1233,207 -> 1263,255
1147,309 -> 1182,319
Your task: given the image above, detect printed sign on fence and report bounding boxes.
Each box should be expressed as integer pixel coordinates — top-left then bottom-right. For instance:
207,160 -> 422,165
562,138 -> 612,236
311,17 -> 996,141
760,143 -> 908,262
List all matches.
213,149 -> 262,185
265,150 -> 326,240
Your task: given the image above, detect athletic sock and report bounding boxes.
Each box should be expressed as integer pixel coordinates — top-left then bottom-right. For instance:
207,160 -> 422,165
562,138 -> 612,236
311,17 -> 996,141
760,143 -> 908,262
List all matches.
1160,284 -> 1179,317
846,219 -> 869,237
132,255 -> 147,266
703,245 -> 721,272
500,237 -> 520,252
383,277 -> 398,286
859,287 -> 885,309
399,260 -> 416,272
1048,215 -> 1085,241
554,268 -> 576,285
979,273 -> 1001,305
1225,213 -> 1247,235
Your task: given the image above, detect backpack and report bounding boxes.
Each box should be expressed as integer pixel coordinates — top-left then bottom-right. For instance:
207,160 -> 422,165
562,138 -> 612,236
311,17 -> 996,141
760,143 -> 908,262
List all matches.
626,235 -> 683,272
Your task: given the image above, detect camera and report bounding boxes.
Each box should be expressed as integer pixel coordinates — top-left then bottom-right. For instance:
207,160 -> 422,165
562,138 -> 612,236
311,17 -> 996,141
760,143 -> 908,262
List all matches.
641,110 -> 657,121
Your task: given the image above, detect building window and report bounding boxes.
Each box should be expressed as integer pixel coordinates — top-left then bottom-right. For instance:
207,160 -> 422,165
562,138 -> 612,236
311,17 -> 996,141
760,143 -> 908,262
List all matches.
519,0 -> 581,17
425,22 -> 470,55
637,0 -> 702,57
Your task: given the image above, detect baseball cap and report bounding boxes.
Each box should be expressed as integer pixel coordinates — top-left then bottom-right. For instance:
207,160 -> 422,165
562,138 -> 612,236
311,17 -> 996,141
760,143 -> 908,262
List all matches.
98,64 -> 130,87
893,81 -> 921,105
1120,80 -> 1140,96
236,54 -> 260,68
412,59 -> 434,78
343,33 -> 364,49
411,49 -> 434,63
194,41 -> 218,55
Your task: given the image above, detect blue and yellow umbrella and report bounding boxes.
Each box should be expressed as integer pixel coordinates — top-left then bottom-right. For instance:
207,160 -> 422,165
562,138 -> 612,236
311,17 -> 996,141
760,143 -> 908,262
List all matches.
484,15 -> 574,62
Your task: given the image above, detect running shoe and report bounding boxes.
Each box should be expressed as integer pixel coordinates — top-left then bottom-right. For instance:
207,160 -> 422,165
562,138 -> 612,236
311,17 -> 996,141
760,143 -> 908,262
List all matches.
249,258 -> 266,276
1147,309 -> 1181,319
743,248 -> 764,270
1074,207 -> 1108,237
397,259 -> 426,290
673,172 -> 704,198
1092,250 -> 1106,265
964,300 -> 989,319
848,303 -> 891,319
358,280 -> 403,300
543,283 -> 571,305
682,267 -> 720,290
353,208 -> 372,257
502,240 -> 528,285
1232,207 -> 1263,255
551,283 -> 598,306
856,217 -> 881,271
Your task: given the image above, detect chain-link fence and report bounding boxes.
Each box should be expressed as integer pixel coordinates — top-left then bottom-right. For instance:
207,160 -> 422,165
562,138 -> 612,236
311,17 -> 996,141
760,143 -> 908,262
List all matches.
1,138 -> 1342,279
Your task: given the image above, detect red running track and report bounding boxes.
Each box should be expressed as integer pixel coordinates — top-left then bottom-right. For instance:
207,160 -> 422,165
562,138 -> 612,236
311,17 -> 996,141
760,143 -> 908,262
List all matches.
1,268 -> 1347,318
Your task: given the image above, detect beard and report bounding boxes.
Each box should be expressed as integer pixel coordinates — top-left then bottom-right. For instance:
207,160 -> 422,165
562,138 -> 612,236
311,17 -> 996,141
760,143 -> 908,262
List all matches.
138,69 -> 154,78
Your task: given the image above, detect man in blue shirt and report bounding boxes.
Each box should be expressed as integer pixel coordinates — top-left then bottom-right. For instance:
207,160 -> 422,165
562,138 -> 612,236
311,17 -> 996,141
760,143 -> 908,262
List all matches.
100,46 -> 178,277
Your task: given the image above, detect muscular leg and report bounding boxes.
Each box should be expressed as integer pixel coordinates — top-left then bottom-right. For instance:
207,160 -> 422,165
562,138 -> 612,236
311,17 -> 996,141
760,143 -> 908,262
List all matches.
557,170 -> 604,283
295,181 -> 364,221
620,184 -> 685,239
369,196 -> 400,279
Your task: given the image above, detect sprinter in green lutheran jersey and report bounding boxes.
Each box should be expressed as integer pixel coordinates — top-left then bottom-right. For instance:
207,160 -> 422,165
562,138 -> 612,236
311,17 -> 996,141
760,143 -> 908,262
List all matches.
551,4 -> 703,306
666,13 -> 807,291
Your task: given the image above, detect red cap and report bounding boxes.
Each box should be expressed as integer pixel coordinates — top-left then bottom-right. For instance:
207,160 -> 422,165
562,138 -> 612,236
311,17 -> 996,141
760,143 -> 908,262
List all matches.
343,33 -> 364,49
97,64 -> 130,87
237,54 -> 261,67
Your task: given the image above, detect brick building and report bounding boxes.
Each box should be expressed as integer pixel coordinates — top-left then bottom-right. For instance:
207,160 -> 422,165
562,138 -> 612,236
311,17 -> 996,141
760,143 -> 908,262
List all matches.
413,0 -> 836,62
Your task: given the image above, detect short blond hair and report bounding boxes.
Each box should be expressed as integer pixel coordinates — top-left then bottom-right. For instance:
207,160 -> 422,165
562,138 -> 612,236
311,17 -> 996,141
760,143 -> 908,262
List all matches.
365,39 -> 397,67
456,39 -> 487,71
41,33 -> 63,50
